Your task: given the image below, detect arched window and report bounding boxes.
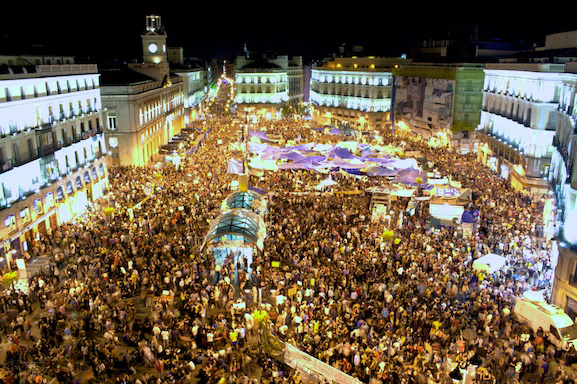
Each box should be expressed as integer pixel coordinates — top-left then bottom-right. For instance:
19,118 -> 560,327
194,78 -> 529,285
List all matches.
56,186 -> 65,200
45,192 -> 54,208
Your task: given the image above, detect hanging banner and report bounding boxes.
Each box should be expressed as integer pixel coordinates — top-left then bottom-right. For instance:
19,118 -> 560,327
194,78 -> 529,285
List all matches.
284,344 -> 361,384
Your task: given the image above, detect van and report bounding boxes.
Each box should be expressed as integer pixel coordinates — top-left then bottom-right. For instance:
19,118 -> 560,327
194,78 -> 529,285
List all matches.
514,291 -> 577,350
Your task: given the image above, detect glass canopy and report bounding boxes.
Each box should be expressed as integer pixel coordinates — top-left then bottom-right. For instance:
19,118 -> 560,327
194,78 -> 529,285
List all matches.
201,208 -> 267,252
221,191 -> 267,215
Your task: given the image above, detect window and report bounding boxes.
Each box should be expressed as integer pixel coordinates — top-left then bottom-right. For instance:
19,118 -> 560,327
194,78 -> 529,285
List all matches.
45,192 -> 54,208
20,207 -> 30,220
550,325 -> 561,340
4,214 -> 15,228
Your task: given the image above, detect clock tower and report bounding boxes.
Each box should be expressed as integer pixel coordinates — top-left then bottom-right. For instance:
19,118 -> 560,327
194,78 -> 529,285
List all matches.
142,15 -> 167,65
130,15 -> 170,81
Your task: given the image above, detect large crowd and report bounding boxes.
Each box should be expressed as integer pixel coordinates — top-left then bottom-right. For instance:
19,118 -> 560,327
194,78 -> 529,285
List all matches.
0,79 -> 572,384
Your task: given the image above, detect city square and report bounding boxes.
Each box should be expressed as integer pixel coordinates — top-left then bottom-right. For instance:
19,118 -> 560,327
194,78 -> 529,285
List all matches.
0,10 -> 576,384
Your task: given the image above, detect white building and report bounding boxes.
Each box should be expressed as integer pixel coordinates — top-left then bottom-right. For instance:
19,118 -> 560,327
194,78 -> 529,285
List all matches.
549,60 -> 577,317
310,57 -> 405,131
477,63 -> 562,196
235,54 -> 303,118
0,61 -> 108,258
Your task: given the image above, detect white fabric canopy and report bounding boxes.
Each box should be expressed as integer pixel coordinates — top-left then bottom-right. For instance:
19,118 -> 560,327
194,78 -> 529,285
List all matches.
472,254 -> 507,274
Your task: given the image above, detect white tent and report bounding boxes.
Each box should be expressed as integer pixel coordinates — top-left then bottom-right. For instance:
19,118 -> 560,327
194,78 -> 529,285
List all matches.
472,254 -> 507,274
314,176 -> 338,190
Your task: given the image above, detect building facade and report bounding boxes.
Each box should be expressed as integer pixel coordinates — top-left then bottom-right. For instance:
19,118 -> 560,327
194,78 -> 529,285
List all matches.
310,57 -> 405,131
234,54 -> 303,118
100,15 -> 194,166
0,62 -> 108,259
393,62 -> 485,154
476,63 -> 562,197
174,66 -> 209,122
548,61 -> 577,318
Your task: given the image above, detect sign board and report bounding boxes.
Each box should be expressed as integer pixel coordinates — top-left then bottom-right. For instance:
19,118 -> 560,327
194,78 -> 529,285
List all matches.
430,204 -> 464,221
435,187 -> 461,198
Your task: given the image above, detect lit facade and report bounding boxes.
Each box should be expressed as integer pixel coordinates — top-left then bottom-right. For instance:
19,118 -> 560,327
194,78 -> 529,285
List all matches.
0,62 -> 108,257
174,67 -> 209,122
310,57 -> 405,131
100,15 -> 188,166
476,63 -> 562,196
549,61 -> 577,317
234,54 -> 303,118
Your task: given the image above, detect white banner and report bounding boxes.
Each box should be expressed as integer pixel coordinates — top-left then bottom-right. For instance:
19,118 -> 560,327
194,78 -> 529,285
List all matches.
284,344 -> 361,384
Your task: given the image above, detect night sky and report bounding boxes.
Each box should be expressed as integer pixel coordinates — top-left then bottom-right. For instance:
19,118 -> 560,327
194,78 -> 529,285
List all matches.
3,3 -> 576,64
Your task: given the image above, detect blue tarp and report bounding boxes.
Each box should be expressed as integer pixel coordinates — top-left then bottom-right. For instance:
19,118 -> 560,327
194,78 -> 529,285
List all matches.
343,168 -> 362,176
364,166 -> 399,177
332,156 -> 367,169
249,131 -> 272,141
248,186 -> 268,195
277,157 -> 326,170
462,210 -> 480,223
393,168 -> 428,186
329,147 -> 355,159
279,152 -> 306,161
249,142 -> 270,154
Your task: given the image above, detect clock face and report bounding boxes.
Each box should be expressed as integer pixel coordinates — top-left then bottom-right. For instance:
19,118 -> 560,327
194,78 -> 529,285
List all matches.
148,43 -> 158,54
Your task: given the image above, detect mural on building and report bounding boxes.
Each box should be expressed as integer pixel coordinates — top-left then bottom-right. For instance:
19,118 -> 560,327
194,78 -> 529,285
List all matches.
395,77 -> 455,135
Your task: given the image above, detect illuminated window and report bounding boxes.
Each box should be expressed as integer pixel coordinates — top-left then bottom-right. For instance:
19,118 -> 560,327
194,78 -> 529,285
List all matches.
45,192 -> 54,208
20,207 -> 30,220
34,198 -> 42,214
4,214 -> 15,228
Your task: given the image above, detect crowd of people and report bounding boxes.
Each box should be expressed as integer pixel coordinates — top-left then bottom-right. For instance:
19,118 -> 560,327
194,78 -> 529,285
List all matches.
0,79 -> 572,384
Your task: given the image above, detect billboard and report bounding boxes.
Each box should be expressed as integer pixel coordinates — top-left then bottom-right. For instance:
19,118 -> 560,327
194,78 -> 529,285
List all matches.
395,76 -> 455,132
